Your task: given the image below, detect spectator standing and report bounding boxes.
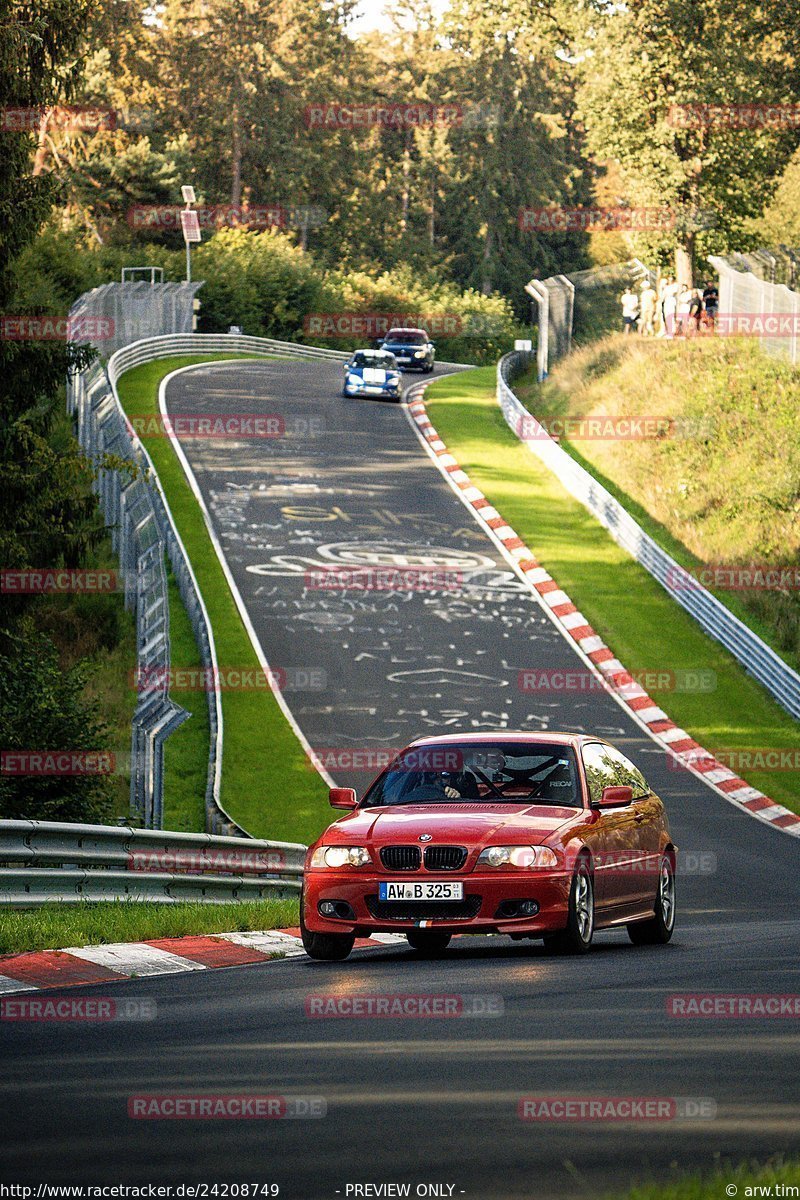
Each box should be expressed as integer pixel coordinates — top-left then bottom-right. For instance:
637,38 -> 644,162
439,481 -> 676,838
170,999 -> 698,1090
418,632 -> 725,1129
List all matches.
688,287 -> 703,334
662,277 -> 679,337
620,285 -> 640,334
702,280 -> 719,330
676,283 -> 693,336
639,281 -> 657,336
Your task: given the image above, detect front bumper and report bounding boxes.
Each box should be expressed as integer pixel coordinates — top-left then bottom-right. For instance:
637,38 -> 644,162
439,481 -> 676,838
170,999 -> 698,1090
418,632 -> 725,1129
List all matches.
302,870 -> 571,936
344,383 -> 402,398
386,352 -> 432,370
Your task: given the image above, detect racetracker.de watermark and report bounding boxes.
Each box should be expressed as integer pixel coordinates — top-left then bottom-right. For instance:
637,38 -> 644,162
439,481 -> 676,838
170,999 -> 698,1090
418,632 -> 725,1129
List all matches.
1,569 -> 120,594
715,314 -> 800,337
667,749 -> 800,774
518,667 -> 717,695
128,1095 -> 326,1119
0,315 -> 114,341
131,666 -> 327,693
667,994 -> 800,1018
304,313 -> 460,338
126,414 -> 285,439
308,747 -> 464,773
0,105 -> 118,132
303,102 -> 498,130
305,567 -> 462,593
667,564 -> 800,592
127,848 -> 287,874
518,1096 -> 717,1122
518,206 -> 716,233
1,997 -> 156,1022
305,993 -> 503,1018
127,203 -> 327,231
510,413 -> 715,441
1,751 -> 116,776
667,102 -> 800,129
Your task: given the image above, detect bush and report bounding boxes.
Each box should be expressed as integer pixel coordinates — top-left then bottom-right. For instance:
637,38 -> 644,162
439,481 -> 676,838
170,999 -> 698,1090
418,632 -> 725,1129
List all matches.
0,625 -> 115,823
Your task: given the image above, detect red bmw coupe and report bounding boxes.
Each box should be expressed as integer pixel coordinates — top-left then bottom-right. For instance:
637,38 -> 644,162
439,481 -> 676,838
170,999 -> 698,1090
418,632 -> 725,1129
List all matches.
301,732 -> 677,960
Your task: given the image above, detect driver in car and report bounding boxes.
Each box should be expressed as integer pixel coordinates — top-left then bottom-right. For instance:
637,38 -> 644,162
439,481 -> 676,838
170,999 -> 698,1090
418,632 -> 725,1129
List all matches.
415,769 -> 480,800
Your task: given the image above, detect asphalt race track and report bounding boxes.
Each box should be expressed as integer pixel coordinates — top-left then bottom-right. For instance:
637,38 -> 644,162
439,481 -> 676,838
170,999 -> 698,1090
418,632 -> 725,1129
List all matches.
2,359 -> 798,1197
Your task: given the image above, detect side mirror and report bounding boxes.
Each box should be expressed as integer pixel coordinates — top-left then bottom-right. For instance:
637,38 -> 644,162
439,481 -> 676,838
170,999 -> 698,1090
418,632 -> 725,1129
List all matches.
329,787 -> 358,810
593,784 -> 634,809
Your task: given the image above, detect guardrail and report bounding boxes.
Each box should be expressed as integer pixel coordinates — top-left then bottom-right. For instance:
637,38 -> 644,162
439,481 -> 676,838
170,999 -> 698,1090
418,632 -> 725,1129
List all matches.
497,352 -> 800,721
70,333 -> 342,837
0,819 -> 306,906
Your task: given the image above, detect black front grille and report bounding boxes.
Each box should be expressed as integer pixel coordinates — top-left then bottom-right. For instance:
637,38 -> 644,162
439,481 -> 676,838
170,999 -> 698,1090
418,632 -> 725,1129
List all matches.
379,845 -> 421,871
366,895 -> 482,921
424,845 -> 467,871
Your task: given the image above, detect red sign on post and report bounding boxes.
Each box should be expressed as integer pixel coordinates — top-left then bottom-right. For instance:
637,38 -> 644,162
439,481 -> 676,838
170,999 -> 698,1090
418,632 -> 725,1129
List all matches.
180,210 -> 201,243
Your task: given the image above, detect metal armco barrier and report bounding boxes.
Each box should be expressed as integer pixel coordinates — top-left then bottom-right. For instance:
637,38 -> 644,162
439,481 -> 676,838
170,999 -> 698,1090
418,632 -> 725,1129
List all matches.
497,353 -> 800,721
68,330 -> 351,837
0,820 -> 306,907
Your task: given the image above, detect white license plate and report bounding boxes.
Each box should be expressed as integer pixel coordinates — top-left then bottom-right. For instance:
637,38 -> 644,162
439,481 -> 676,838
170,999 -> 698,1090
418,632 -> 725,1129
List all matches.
379,881 -> 464,901
396,356 -> 411,363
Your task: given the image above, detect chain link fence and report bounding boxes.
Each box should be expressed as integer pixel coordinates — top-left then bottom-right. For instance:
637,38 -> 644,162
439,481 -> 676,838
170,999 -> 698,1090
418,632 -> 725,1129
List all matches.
525,259 -> 654,380
68,360 -> 191,830
67,272 -> 354,835
709,253 -> 800,367
69,280 -> 202,358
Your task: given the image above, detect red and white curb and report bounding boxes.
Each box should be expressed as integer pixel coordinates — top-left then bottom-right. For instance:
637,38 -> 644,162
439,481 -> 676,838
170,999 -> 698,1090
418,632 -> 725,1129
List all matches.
404,384 -> 800,839
0,930 -> 406,998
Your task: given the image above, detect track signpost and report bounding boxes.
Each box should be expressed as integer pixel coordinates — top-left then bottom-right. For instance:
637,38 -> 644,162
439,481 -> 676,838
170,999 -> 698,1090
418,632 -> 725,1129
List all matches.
180,184 -> 201,282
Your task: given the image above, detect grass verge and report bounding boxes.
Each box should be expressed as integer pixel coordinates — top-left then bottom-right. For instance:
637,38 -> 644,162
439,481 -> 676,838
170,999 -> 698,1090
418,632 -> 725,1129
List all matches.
115,354 -> 330,843
0,898 -> 300,956
426,367 -> 800,811
161,566 -> 210,832
619,1158 -> 799,1200
514,335 -> 800,673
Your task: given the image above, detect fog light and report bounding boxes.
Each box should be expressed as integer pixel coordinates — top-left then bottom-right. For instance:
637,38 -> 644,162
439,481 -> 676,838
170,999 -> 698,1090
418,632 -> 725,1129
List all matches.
318,899 -> 356,920
519,900 -> 539,916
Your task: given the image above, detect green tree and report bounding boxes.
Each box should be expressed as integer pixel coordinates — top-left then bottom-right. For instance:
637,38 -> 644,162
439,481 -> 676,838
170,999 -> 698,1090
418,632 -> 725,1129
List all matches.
0,628 -> 114,822
570,0 -> 800,283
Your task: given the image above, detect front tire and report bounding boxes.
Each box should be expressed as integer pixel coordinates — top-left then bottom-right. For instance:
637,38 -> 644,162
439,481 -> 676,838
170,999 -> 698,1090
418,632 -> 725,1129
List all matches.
543,861 -> 594,955
406,930 -> 452,956
300,902 -> 355,961
627,853 -> 676,945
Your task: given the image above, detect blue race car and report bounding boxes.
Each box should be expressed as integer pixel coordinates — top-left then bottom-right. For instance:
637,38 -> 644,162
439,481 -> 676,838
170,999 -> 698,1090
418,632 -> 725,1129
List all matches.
342,349 -> 402,400
378,327 -> 435,372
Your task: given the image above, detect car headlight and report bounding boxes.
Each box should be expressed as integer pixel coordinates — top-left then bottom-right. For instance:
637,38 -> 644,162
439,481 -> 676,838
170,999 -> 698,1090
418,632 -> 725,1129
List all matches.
413,349 -> 427,358
310,845 -> 371,869
346,374 -> 363,387
477,845 -> 559,869
388,372 -> 401,383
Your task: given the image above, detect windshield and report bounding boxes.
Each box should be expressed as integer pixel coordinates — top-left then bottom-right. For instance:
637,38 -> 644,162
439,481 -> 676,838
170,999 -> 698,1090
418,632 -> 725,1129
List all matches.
351,352 -> 397,369
383,330 -> 427,345
362,742 -> 581,807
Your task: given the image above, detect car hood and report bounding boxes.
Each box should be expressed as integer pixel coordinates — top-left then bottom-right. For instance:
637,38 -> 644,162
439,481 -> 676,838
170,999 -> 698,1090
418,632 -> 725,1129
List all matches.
325,803 -> 580,846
